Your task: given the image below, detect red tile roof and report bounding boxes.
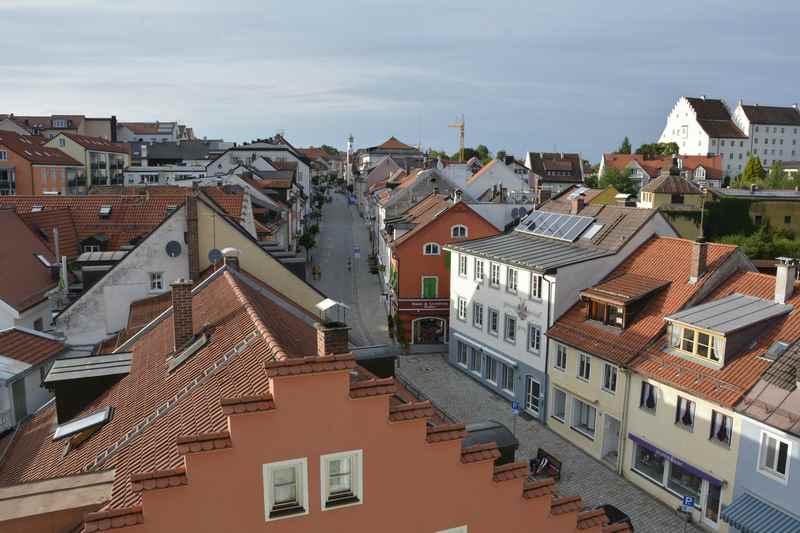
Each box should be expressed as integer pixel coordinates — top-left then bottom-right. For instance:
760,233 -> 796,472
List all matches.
0,131 -> 82,166
374,136 -> 416,151
60,133 -> 130,155
548,237 -> 738,365
17,208 -> 81,259
602,154 -> 723,180
0,328 -> 64,366
633,270 -> 800,406
0,209 -> 59,312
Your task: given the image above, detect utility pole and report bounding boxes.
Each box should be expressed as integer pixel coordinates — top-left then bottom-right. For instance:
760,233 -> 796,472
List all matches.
448,115 -> 465,162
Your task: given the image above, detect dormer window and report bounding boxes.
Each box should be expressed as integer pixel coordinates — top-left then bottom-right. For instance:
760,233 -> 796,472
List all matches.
669,324 -> 722,363
580,273 -> 670,331
589,301 -> 625,327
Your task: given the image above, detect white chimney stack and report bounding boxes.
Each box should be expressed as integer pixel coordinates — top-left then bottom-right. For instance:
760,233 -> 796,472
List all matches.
774,257 -> 797,304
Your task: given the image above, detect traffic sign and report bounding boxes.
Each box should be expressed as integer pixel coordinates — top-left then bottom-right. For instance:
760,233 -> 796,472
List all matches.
681,495 -> 694,512
511,401 -> 520,414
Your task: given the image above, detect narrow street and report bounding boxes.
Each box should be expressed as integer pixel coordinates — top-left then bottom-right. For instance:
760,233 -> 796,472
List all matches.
310,191 -> 392,347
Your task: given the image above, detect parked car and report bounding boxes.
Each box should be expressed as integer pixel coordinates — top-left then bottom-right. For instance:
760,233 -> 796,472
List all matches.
595,504 -> 633,530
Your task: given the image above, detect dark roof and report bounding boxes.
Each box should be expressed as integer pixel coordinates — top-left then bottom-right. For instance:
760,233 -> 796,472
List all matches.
145,141 -> 213,161
710,188 -> 800,200
44,353 -> 133,383
740,104 -> 800,126
527,152 -> 582,184
683,97 -> 747,139
641,175 -> 701,194
697,119 -> 747,139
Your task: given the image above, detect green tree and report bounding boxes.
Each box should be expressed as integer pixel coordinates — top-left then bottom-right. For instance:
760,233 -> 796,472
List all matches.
635,142 -> 679,159
428,149 -> 449,160
617,136 -> 632,154
475,144 -> 491,163
584,175 -> 599,188
298,230 -> 316,261
599,167 -> 636,194
496,150 -> 507,161
320,144 -> 340,155
740,156 -> 767,185
767,161 -> 786,187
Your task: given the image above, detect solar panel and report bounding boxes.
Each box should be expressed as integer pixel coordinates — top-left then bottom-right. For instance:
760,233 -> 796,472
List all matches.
518,211 -> 595,242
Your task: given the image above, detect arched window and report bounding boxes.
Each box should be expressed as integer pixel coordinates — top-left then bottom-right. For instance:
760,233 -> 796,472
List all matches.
451,225 -> 468,238
695,166 -> 706,178
423,242 -> 440,255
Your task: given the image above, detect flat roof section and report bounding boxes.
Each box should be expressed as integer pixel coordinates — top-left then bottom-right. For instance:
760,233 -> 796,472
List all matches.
44,352 -> 132,384
667,293 -> 793,334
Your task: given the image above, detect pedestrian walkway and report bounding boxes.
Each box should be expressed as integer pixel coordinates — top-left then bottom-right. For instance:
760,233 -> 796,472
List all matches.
397,353 -> 704,533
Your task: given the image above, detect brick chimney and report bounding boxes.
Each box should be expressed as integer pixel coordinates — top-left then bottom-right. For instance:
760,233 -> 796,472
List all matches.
570,194 -> 585,214
315,322 -> 350,357
185,193 -> 199,282
774,257 -> 797,304
689,239 -> 708,284
222,247 -> 240,271
171,279 -> 194,350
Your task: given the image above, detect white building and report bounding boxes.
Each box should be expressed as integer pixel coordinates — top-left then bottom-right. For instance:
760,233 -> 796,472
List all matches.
444,202 -> 676,421
117,122 -> 193,144
732,102 -> 800,168
124,165 -> 207,185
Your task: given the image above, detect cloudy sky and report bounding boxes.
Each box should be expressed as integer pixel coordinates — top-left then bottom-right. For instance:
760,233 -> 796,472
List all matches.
2,0 -> 798,161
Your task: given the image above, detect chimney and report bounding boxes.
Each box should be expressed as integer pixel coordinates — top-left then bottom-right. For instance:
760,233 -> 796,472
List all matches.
570,194 -> 585,214
774,257 -> 797,304
315,322 -> 350,357
185,194 -> 199,282
222,247 -> 240,271
689,239 -> 708,284
171,279 -> 194,350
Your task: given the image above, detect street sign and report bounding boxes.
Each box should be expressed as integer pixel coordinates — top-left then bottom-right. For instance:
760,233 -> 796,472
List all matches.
681,495 -> 694,512
353,245 -> 361,259
511,401 -> 520,414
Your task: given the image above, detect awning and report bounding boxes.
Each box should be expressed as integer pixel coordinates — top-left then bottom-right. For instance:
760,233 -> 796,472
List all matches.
721,492 -> 800,533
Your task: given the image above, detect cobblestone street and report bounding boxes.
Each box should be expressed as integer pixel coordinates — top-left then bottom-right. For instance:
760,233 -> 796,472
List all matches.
397,353 -> 705,533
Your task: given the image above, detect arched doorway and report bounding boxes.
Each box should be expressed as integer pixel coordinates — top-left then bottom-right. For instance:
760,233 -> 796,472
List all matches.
412,317 -> 447,344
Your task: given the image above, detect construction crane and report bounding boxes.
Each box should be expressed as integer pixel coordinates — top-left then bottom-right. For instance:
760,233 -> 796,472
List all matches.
449,115 -> 465,162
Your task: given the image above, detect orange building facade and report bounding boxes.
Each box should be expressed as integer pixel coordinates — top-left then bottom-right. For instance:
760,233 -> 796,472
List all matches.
0,131 -> 83,195
390,200 -> 500,344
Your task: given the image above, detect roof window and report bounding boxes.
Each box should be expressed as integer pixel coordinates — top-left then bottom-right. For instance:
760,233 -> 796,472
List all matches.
31,204 -> 43,213
166,333 -> 209,372
581,223 -> 604,240
99,205 -> 112,217
53,406 -> 113,441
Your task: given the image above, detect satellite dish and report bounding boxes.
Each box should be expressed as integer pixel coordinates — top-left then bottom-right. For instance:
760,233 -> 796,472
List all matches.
208,248 -> 223,263
165,240 -> 182,258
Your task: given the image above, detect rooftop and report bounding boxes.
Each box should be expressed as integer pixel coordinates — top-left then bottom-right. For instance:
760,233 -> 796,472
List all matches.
641,174 -> 702,194
581,272 -> 671,306
0,131 -> 82,166
666,293 -> 793,334
684,97 -> 747,139
58,133 -> 130,155
710,188 -> 800,200
602,153 -> 723,180
740,104 -> 800,126
527,152 -> 582,184
0,327 -> 65,369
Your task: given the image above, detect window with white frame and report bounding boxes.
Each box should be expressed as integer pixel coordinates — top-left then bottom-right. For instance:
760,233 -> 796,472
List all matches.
474,259 -> 485,281
504,314 -> 516,343
456,341 -> 468,366
571,398 -> 596,438
709,410 -> 732,447
83,244 -> 101,253
530,273 -> 542,299
577,353 -> 591,381
320,450 -> 363,509
458,254 -> 468,277
507,267 -> 518,292
527,324 -> 541,353
759,431 -> 790,481
149,272 -> 164,291
469,347 -> 482,373
555,344 -> 567,371
457,297 -> 467,321
639,382 -> 657,412
485,356 -> 498,383
451,225 -> 468,238
488,308 -> 499,335
472,302 -> 483,328
0,150 -> 7,161
263,458 -> 309,520
423,242 -> 440,255
501,364 -> 514,392
602,363 -> 617,393
552,387 -> 566,422
675,396 -> 695,430
489,263 -> 500,287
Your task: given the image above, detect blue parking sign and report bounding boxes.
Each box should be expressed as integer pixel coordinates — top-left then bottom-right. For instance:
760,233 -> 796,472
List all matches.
511,401 -> 520,414
682,495 -> 694,511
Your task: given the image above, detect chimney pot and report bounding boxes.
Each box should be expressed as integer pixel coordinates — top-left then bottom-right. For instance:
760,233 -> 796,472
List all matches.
774,257 -> 797,304
222,247 -> 241,271
171,279 -> 194,350
315,322 -> 350,357
570,195 -> 585,214
689,239 -> 708,283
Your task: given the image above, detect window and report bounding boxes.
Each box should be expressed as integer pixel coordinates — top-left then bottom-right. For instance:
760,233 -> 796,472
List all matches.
759,432 -> 790,481
669,324 -> 722,363
667,462 -> 702,502
555,344 -> 567,371
551,387 -> 566,421
602,364 -> 617,393
530,273 -> 542,299
504,315 -> 516,343
525,377 -> 541,414
451,225 -> 468,238
527,324 -> 541,353
263,458 -> 308,520
0,150 -> 7,160
634,444 -> 665,483
33,318 -> 44,331
671,194 -> 684,204
469,347 -> 482,373
571,398 -> 596,438
472,302 -> 483,328
458,254 -> 467,277
785,216 -> 792,225
588,301 -> 624,328
422,276 -> 438,299
149,272 -> 164,291
501,364 -> 515,392
489,263 -> 500,287
423,242 -> 440,255
639,382 -> 657,412
456,341 -> 468,366
577,353 -> 591,381
58,138 -> 65,147
53,119 -> 67,128
506,267 -> 518,292
320,450 -> 363,510
457,297 -> 467,321
675,396 -> 695,430
755,215 -> 763,225
485,356 -> 498,383
488,308 -> 499,335
53,406 -> 113,440
474,259 -> 484,281
709,410 -> 732,447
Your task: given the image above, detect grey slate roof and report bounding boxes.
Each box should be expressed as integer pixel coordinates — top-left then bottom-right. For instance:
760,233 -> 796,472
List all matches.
444,231 -> 610,273
44,352 -> 133,383
710,188 -> 800,200
146,141 -> 214,161
667,293 -> 793,334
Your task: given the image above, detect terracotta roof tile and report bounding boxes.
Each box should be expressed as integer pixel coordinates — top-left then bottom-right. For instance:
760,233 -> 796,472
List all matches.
426,422 -> 467,443
492,461 -> 529,482
373,136 -> 416,151
0,328 -> 64,366
602,154 -> 723,180
603,522 -> 634,533
577,509 -> 609,529
17,208 -> 81,258
265,354 -> 356,377
61,132 -> 130,154
551,495 -> 583,515
130,467 -> 187,492
522,477 -> 557,499
349,377 -> 397,398
220,393 -> 275,415
460,442 -> 502,464
0,131 -> 82,165
84,506 -> 143,532
389,400 -> 433,422
176,431 -> 232,455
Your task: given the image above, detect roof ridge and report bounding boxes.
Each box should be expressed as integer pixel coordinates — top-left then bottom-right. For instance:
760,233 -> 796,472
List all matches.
223,271 -> 288,361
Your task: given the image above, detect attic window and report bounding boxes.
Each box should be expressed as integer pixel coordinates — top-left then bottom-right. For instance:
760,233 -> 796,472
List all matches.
166,333 -> 209,372
165,204 -> 179,216
99,205 -> 112,217
31,205 -> 43,213
53,406 -> 113,441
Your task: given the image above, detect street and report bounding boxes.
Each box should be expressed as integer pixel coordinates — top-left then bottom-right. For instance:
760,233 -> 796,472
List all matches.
310,191 -> 392,347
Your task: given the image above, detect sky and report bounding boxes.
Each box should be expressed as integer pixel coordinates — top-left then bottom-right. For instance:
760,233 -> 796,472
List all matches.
2,0 -> 799,162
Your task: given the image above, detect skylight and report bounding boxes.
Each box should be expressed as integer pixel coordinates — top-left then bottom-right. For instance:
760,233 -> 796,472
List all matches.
31,205 -> 43,213
99,205 -> 112,217
581,223 -> 604,240
53,406 -> 113,441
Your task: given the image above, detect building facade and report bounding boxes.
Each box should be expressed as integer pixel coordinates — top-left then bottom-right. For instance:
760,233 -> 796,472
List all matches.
0,131 -> 84,195
44,133 -> 130,189
731,102 -> 800,169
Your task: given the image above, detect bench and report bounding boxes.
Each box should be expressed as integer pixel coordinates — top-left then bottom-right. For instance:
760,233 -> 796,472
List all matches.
529,448 -> 562,481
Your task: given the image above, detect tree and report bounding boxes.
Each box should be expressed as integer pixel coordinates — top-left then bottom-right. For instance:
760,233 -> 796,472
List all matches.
767,161 -> 786,187
584,174 -> 599,188
496,150 -> 507,161
298,231 -> 316,261
740,156 -> 767,185
320,144 -> 340,155
617,137 -> 632,154
427,149 -> 449,160
599,167 -> 636,195
475,144 -> 491,163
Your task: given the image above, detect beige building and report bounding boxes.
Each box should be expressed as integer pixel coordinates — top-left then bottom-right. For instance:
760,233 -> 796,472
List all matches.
638,174 -> 705,239
45,133 -> 130,188
0,114 -> 116,140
